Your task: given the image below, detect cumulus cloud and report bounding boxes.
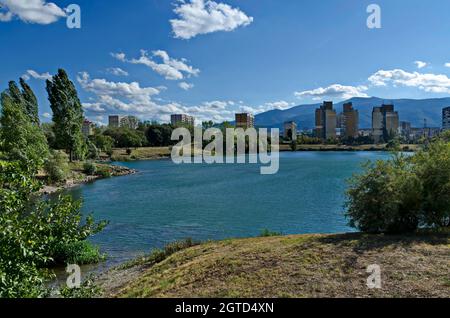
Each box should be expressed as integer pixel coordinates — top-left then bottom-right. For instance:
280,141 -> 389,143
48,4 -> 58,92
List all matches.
42,112 -> 51,119
111,50 -> 199,81
414,61 -> 428,69
178,82 -> 194,90
170,0 -> 253,39
0,0 -> 66,24
294,84 -> 369,101
22,69 -> 52,81
368,69 -> 450,93
445,63 -> 450,68
106,67 -> 129,77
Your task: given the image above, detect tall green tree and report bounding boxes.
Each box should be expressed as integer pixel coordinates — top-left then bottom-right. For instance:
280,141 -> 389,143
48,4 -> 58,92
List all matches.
46,69 -> 86,161
0,81 -> 49,171
20,78 -> 40,125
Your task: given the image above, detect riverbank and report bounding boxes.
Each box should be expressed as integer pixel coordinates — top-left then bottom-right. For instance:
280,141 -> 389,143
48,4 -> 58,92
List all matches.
280,144 -> 420,152
39,162 -> 136,195
97,230 -> 449,298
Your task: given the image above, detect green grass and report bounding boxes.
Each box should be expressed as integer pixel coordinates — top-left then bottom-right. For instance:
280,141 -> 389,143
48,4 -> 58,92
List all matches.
52,241 -> 106,265
102,231 -> 450,298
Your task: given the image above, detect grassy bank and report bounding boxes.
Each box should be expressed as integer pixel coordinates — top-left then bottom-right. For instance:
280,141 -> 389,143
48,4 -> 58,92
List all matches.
109,147 -> 171,161
99,231 -> 449,298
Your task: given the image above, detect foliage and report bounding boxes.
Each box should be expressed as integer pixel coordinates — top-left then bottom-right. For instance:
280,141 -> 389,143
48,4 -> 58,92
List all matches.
59,276 -> 101,298
44,150 -> 70,183
145,124 -> 174,147
104,127 -> 146,148
86,140 -> 99,160
0,161 -> 107,297
96,166 -> 112,178
346,139 -> 450,233
259,229 -> 282,237
92,134 -> 114,154
0,81 -> 49,171
83,161 -> 97,176
46,69 -> 86,161
52,241 -> 105,265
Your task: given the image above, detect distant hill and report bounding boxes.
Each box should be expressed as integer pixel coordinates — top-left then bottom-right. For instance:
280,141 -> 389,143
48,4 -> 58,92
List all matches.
255,97 -> 450,130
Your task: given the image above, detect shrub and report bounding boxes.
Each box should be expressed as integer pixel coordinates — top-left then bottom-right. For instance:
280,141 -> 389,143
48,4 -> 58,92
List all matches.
83,162 -> 96,176
97,167 -> 112,178
52,241 -> 105,265
44,150 -> 69,183
126,148 -> 132,155
345,140 -> 450,233
259,229 -> 282,237
59,276 -> 101,298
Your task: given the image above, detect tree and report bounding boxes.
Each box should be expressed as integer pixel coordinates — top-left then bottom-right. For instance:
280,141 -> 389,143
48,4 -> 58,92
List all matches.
120,116 -> 139,130
19,78 -> 40,125
0,82 -> 49,171
46,69 -> 86,161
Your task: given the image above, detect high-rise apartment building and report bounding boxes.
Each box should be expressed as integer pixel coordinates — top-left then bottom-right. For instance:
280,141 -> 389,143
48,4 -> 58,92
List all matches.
171,114 -> 195,126
443,107 -> 450,130
108,115 -> 122,128
341,102 -> 359,139
371,104 -> 399,142
283,121 -> 297,140
315,101 -> 336,139
235,113 -> 255,129
82,119 -> 94,138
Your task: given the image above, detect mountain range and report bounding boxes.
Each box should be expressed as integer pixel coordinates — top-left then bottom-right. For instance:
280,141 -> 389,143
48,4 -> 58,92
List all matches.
254,97 -> 450,130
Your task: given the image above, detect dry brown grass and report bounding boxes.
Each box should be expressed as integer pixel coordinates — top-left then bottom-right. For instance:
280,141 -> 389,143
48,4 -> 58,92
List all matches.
101,231 -> 450,298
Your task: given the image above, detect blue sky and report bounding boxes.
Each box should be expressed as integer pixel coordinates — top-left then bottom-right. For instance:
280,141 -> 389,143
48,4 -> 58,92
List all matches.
1,0 -> 450,124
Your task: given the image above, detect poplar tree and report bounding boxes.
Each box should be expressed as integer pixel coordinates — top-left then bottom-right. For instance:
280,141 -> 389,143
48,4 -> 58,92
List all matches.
20,78 -> 40,125
0,82 -> 49,171
46,69 -> 86,161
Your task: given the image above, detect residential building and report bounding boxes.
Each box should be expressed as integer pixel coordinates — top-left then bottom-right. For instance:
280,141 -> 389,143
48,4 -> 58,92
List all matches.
235,113 -> 255,129
371,104 -> 399,143
443,107 -> 450,130
341,102 -> 359,139
315,101 -> 336,139
283,121 -> 297,140
82,119 -> 94,138
171,114 -> 195,126
108,115 -> 122,128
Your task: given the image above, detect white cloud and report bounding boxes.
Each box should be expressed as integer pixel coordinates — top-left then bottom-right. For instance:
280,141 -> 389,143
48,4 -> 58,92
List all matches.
106,67 -> 129,77
22,69 -> 52,81
42,112 -> 51,118
170,0 -> 253,40
414,61 -> 427,69
178,82 -> 194,90
295,84 -> 369,101
445,63 -> 450,68
112,50 -> 199,81
368,69 -> 450,93
264,100 -> 294,110
0,0 -> 66,24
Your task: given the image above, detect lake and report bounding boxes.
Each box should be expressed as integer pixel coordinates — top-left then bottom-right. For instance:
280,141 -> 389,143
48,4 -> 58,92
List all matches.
66,151 -> 392,267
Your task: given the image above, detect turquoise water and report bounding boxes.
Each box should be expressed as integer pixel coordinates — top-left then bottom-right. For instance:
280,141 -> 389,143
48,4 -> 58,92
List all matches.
66,151 -> 391,266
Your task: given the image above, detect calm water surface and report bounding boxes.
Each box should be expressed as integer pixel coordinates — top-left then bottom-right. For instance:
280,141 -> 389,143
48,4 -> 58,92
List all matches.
66,151 -> 391,267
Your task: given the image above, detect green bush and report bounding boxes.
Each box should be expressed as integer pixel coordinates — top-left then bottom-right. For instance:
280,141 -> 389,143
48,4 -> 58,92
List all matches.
83,162 -> 97,176
345,140 -> 450,233
0,161 -> 107,297
52,241 -> 105,265
259,229 -> 282,237
59,276 -> 101,298
44,150 -> 69,183
96,167 -> 112,178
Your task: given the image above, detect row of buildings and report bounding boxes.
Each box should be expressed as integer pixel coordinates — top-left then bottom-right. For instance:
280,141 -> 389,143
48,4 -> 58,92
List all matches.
88,104 -> 450,143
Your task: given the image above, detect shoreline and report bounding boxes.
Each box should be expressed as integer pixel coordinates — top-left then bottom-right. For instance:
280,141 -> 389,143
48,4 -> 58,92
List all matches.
40,163 -> 137,195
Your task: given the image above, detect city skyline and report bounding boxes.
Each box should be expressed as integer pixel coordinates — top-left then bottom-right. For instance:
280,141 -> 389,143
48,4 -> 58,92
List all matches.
2,0 -> 450,126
